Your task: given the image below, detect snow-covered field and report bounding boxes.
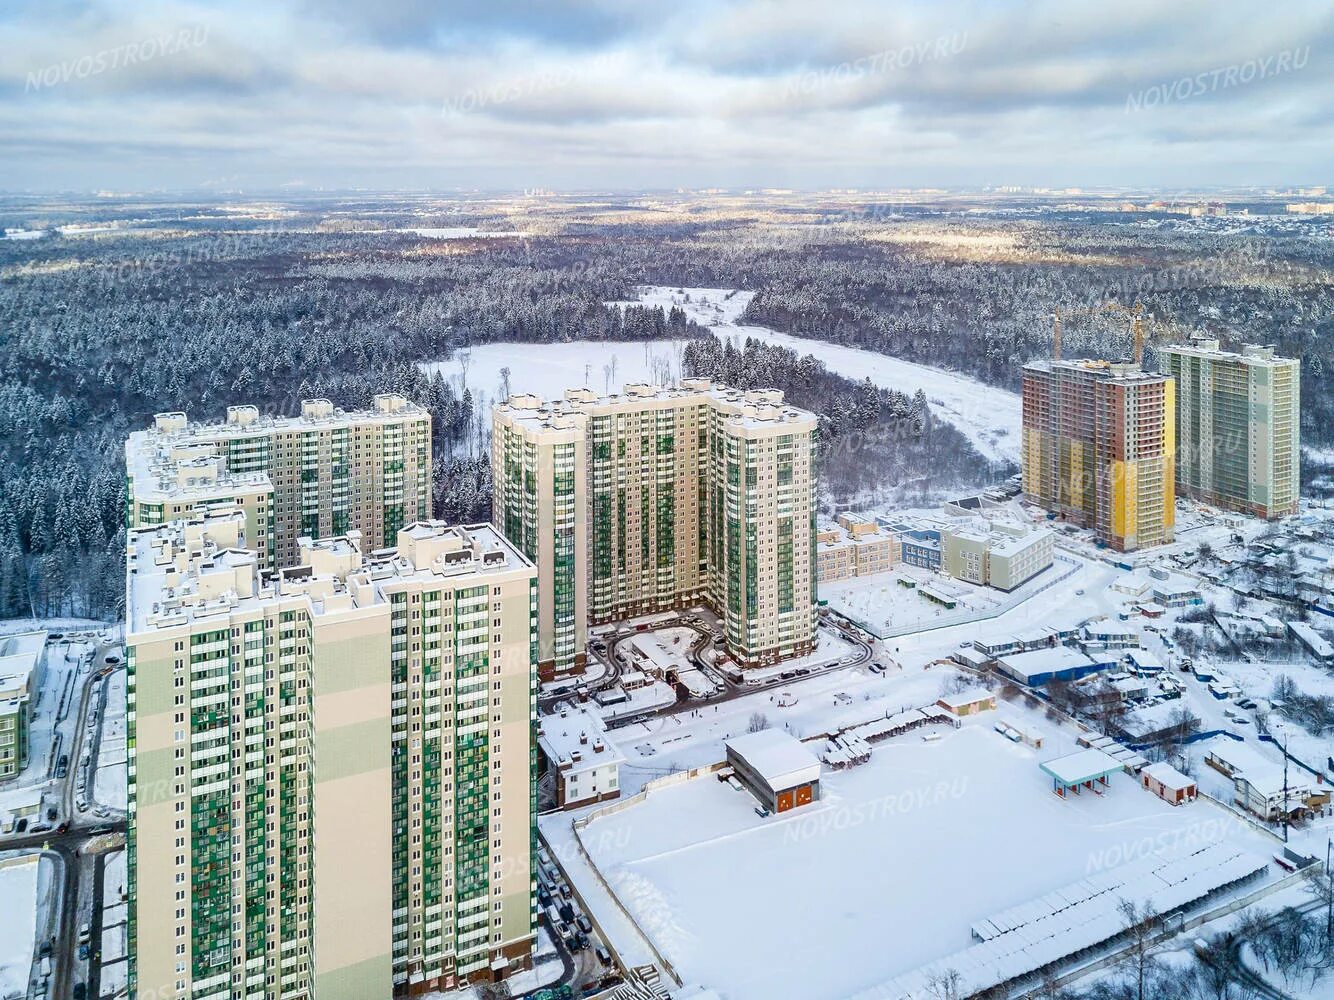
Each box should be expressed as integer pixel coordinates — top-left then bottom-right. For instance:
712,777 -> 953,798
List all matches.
419,285 -> 1021,466
420,337 -> 687,414
615,286 -> 1023,466
0,854 -> 40,998
581,721 -> 1278,1000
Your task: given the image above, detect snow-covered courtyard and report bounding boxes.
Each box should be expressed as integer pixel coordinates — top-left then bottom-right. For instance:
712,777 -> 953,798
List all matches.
579,719 -> 1281,1000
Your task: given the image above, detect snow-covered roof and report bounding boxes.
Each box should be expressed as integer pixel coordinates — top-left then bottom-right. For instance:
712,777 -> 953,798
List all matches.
1288,621 -> 1334,658
0,631 -> 44,700
1143,762 -> 1194,790
725,729 -> 820,791
937,687 -> 995,710
997,645 -> 1097,679
537,707 -> 625,775
1040,747 -> 1123,785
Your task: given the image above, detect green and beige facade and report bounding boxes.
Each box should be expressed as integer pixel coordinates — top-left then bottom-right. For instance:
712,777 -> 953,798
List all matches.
126,513 -> 537,1000
493,379 -> 818,676
125,395 -> 432,570
1160,340 -> 1300,519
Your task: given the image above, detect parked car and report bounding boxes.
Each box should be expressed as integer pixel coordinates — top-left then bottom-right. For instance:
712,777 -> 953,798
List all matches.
576,914 -> 592,933
104,654 -> 121,664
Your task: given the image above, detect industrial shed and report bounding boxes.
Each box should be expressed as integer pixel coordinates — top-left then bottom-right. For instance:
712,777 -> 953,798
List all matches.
724,729 -> 821,814
996,646 -> 1115,686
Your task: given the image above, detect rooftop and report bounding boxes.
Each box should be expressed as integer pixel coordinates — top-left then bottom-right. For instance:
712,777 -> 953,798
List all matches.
126,395 -> 427,500
1160,339 -> 1297,367
537,707 -> 625,774
1024,358 -> 1173,386
0,631 -> 45,702
1040,747 -> 1123,785
725,728 -> 821,791
495,379 -> 817,435
127,511 -> 531,635
1142,762 -> 1194,790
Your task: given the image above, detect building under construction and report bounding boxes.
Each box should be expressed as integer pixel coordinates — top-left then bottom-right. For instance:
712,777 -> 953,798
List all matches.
1022,359 -> 1175,551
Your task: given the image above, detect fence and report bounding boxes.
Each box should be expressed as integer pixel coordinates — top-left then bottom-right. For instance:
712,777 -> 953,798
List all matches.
561,763 -> 728,989
830,554 -> 1082,641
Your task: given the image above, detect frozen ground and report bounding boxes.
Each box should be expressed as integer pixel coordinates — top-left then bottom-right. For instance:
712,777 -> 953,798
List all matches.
418,285 -> 1021,466
581,721 -> 1280,1000
0,853 -> 40,998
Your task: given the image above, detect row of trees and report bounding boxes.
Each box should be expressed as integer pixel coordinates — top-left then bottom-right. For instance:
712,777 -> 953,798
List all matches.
0,227 -> 702,620
681,334 -> 1000,506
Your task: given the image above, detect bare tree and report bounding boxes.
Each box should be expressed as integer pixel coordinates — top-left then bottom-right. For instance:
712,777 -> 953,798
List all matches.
747,712 -> 769,733
457,347 -> 472,389
924,969 -> 964,1000
499,365 -> 511,400
1116,898 -> 1161,1000
1187,937 -> 1256,1000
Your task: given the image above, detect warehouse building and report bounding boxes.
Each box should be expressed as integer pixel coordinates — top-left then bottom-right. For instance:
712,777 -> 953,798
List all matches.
724,729 -> 821,814
936,688 -> 997,717
996,646 -> 1116,686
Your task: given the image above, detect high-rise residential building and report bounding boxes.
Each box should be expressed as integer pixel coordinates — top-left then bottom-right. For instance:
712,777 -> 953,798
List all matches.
493,379 -> 818,677
1022,360 -> 1175,551
126,512 -> 537,1000
125,395 -> 433,570
1159,340 -> 1300,519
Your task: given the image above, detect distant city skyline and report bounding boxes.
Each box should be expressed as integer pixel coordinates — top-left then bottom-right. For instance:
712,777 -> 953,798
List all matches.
1,0 -> 1331,192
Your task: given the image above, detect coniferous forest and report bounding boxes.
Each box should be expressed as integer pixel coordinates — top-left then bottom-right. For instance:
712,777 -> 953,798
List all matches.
1,193 -> 1329,620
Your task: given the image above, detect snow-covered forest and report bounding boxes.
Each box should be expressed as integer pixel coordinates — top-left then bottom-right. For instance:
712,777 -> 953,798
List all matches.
0,193 -> 1329,621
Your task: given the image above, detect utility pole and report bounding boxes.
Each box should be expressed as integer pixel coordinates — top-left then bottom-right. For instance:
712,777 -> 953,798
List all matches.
1282,737 -> 1290,844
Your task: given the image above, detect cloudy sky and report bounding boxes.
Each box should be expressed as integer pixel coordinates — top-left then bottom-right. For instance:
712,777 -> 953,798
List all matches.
2,0 -> 1331,192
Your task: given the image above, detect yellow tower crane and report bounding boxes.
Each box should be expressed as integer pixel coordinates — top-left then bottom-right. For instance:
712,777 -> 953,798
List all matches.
1051,301 -> 1147,366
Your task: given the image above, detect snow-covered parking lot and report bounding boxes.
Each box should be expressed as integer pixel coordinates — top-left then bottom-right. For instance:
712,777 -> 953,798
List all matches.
579,721 -> 1281,1000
